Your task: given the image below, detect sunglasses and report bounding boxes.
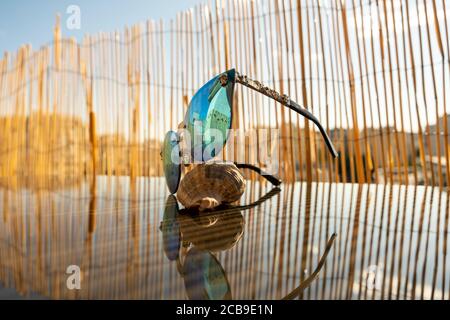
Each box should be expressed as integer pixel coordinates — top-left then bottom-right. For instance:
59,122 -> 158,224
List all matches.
162,69 -> 338,194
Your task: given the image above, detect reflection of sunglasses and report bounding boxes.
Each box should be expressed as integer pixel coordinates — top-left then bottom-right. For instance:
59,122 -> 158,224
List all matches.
160,188 -> 336,300
160,187 -> 282,261
160,187 -> 281,299
161,69 -> 339,194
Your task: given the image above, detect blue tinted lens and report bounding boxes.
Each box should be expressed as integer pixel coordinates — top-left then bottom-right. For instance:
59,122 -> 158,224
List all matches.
162,131 -> 181,194
184,69 -> 235,161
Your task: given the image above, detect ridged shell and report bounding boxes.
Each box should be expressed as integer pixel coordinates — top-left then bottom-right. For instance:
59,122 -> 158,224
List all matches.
177,163 -> 245,210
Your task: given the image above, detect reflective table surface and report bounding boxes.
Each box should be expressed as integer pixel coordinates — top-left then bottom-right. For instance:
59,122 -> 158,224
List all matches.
0,176 -> 448,299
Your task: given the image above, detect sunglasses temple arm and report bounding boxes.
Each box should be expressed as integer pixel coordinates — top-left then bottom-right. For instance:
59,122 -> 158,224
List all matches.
235,72 -> 338,158
235,163 -> 282,186
234,186 -> 281,211
288,100 -> 338,158
281,233 -> 337,300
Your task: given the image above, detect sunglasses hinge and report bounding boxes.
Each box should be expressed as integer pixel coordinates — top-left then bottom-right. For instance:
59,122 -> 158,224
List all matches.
219,73 -> 228,86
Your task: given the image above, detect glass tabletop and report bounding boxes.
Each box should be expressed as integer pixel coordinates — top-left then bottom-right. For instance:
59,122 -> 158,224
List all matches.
0,176 -> 448,300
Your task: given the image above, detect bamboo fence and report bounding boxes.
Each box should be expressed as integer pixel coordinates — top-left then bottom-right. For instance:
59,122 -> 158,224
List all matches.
0,0 -> 449,187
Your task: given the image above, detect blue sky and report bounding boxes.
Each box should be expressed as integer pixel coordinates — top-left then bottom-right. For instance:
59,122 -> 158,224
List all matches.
0,0 -> 204,54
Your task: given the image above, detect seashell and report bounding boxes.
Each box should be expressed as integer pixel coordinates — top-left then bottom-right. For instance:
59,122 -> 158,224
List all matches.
177,163 -> 246,210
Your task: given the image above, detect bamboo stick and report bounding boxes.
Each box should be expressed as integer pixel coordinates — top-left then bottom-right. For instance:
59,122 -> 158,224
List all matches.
297,0 -> 313,183
399,0 -> 418,185
413,0 -> 436,186
274,0 -> 291,181
341,2 -> 366,183
332,3 -> 353,183
423,0 -> 444,189
380,0 -> 408,185
305,0 -> 319,182
441,0 -> 450,187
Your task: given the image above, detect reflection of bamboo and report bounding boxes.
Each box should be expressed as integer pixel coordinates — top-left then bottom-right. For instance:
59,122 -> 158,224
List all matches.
381,184 -> 395,299
268,179 -> 281,297
442,191 -> 450,298
336,184 -> 354,298
0,178 -> 449,299
403,186 -> 417,298
275,179 -> 289,297
298,182 -> 312,299
356,184 -> 372,298
84,177 -> 97,299
421,188 -> 436,299
371,184 -> 388,299
321,183 -> 332,298
307,182 -> 319,299
312,183 -> 323,298
346,185 -> 362,299
284,183 -> 295,293
410,186 -> 429,299
396,185 -> 409,299
251,183 -> 262,298
431,189 -> 444,298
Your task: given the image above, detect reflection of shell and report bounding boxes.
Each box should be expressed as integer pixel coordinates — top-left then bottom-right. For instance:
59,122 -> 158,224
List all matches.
177,163 -> 245,210
179,210 -> 244,252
